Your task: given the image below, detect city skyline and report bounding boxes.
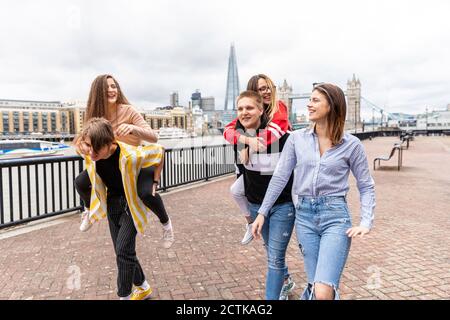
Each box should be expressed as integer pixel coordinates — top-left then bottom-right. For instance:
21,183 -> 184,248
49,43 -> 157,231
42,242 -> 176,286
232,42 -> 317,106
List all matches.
1,0 -> 449,119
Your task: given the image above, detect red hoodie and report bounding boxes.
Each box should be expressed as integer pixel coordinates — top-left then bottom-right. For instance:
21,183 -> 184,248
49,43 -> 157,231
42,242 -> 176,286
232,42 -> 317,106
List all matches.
223,100 -> 291,146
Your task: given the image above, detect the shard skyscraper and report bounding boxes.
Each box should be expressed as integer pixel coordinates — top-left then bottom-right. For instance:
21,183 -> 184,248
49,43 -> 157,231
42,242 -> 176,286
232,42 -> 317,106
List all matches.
224,43 -> 240,111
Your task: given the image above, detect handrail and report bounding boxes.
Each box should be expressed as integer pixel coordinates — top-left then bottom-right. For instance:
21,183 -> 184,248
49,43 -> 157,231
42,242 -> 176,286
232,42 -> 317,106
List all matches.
1,144 -> 235,229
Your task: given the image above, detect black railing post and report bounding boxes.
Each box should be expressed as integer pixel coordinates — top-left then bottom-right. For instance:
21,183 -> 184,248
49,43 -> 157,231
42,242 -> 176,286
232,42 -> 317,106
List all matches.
43,163 -> 48,214
78,158 -> 84,209
35,165 -> 40,216
18,165 -> 23,221
8,167 -> 13,223
162,149 -> 168,192
191,147 -> 195,182
203,146 -> 209,181
27,165 -> 31,219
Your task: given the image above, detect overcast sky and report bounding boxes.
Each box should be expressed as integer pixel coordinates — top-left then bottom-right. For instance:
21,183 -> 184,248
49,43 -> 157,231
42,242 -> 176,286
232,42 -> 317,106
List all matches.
0,0 -> 449,119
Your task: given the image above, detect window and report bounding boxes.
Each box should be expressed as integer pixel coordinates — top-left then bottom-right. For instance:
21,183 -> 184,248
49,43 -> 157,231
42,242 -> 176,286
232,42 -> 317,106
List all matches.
42,113 -> 48,132
61,112 -> 67,133
13,111 -> 20,133
32,112 -> 39,131
51,113 -> 56,132
23,112 -> 30,133
2,112 -> 8,132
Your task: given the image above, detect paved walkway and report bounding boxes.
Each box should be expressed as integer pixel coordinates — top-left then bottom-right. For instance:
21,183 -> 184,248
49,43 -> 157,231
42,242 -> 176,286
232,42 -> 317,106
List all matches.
0,136 -> 449,300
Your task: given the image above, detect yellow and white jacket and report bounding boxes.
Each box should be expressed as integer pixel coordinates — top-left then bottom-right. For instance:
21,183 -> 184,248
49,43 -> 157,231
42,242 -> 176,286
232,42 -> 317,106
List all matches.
83,141 -> 164,234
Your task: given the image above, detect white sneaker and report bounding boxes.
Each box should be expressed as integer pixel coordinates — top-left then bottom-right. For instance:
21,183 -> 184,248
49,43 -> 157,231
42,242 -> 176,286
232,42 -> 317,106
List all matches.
79,210 -> 92,232
241,223 -> 254,245
162,226 -> 174,249
279,276 -> 296,300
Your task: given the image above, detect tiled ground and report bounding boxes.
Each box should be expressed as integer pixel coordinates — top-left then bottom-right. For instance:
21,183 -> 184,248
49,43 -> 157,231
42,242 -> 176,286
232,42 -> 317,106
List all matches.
0,135 -> 449,300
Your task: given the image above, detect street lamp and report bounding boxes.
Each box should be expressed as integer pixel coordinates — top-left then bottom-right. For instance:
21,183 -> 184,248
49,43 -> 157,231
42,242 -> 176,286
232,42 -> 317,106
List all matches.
372,107 -> 375,132
425,107 -> 428,136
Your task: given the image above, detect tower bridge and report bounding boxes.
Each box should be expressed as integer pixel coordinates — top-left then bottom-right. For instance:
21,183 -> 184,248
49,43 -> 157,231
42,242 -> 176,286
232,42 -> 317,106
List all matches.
278,74 -> 392,131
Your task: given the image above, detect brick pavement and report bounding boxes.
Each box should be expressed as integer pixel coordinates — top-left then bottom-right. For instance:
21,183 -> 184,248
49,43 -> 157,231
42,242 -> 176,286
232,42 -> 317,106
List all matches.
0,135 -> 449,300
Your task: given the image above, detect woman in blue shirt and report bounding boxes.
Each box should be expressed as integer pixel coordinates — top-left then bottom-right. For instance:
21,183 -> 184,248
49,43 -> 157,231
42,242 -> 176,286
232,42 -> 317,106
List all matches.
252,83 -> 375,300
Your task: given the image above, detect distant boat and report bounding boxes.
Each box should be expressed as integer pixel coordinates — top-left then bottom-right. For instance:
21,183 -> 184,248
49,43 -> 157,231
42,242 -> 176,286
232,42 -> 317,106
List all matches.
157,127 -> 190,139
0,140 -> 70,159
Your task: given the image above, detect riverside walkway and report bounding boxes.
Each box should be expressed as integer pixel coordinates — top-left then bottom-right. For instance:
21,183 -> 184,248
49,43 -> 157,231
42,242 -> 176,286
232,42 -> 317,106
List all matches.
0,136 -> 449,300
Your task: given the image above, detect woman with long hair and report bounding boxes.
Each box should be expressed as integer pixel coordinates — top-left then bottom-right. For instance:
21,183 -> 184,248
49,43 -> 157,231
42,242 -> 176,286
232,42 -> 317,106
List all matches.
74,74 -> 174,249
253,83 -> 375,300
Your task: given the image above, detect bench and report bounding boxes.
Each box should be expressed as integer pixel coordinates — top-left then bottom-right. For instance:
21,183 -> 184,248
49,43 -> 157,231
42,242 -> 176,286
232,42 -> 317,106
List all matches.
396,134 -> 412,150
374,145 -> 403,171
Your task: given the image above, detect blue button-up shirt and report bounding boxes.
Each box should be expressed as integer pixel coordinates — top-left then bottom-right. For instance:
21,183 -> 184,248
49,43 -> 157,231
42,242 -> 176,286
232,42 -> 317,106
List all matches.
258,128 -> 375,229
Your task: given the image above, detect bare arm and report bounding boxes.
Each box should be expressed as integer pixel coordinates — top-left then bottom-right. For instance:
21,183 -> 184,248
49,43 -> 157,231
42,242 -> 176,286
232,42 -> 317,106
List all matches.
116,105 -> 158,143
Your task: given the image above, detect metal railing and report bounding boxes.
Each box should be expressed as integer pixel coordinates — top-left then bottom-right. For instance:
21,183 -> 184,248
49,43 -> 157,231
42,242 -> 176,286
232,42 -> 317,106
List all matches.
0,144 -> 235,229
161,144 -> 235,191
4,129 -> 428,229
0,155 -> 84,229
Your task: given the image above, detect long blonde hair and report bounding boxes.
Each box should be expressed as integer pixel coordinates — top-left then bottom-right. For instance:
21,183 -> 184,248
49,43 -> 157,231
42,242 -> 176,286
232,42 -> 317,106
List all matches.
246,74 -> 279,122
85,74 -> 130,122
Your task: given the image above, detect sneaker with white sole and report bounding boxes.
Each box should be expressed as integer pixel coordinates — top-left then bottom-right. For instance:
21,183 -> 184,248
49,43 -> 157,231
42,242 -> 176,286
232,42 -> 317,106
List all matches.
241,223 -> 254,245
130,286 -> 153,300
279,276 -> 296,300
79,210 -> 92,232
162,226 -> 174,249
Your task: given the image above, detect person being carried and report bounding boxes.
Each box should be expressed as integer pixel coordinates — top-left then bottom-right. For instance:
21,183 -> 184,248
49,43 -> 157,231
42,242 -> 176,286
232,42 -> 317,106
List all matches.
74,74 -> 174,249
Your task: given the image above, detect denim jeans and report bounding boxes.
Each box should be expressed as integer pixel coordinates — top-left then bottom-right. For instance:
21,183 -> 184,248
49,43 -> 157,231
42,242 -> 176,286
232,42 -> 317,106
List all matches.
295,196 -> 352,300
249,201 -> 295,300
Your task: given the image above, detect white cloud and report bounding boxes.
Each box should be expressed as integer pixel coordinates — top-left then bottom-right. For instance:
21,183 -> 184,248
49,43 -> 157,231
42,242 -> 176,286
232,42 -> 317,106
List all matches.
1,0 -> 449,117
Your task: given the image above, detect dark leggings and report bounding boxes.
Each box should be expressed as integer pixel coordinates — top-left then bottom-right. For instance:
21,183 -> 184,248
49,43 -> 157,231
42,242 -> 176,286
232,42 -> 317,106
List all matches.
74,167 -> 169,224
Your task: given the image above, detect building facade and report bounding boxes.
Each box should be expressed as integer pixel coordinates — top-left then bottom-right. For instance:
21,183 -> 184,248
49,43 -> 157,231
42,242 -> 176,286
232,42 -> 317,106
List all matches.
0,99 -> 73,135
141,107 -> 192,130
200,96 -> 215,112
415,109 -> 450,130
170,92 -> 179,108
191,90 -> 202,109
0,99 -> 194,137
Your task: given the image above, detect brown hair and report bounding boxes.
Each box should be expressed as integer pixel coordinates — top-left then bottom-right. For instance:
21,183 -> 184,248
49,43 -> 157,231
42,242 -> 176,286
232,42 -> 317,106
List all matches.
81,117 -> 115,153
246,74 -> 278,121
313,83 -> 346,145
236,90 -> 264,109
85,74 -> 130,121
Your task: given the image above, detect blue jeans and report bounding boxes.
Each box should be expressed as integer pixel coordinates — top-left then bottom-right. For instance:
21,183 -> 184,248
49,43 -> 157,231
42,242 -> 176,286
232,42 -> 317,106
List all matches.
295,196 -> 352,300
249,202 -> 295,300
